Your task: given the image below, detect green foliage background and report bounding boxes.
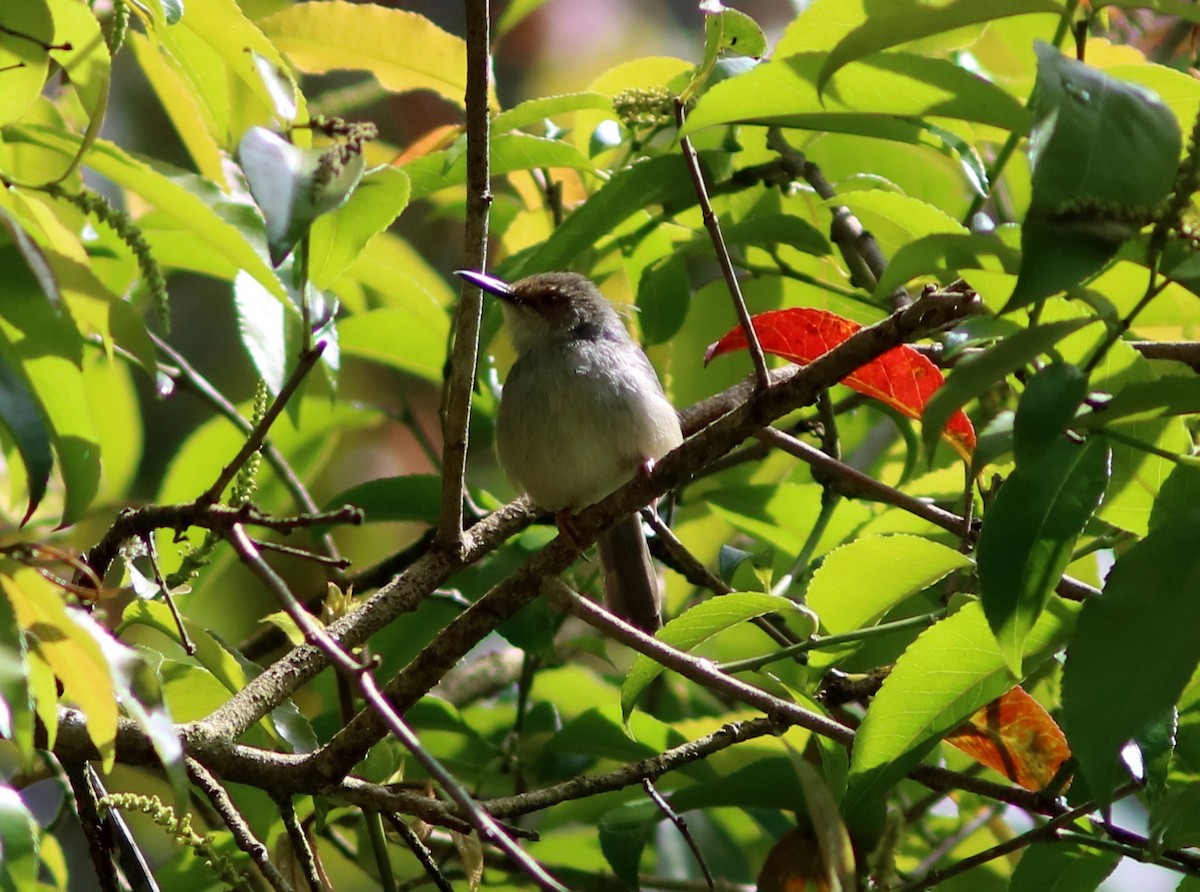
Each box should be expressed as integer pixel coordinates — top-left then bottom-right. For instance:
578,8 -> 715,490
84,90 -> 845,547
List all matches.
1,1 -> 1200,890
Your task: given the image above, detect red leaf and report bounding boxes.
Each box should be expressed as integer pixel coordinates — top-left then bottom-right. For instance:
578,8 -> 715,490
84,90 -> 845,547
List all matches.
704,309 -> 975,459
945,686 -> 1071,792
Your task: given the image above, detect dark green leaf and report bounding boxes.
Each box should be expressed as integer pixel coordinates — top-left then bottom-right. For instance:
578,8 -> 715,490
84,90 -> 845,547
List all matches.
0,785 -> 39,891
978,437 -> 1110,672
1008,44 -> 1182,310
720,213 -> 831,256
923,318 -> 1096,461
1014,362 -> 1088,466
325,475 -> 442,524
636,254 -> 690,346
1082,376 -> 1200,427
1009,842 -> 1118,892
1061,511 -> 1200,800
0,353 -> 52,526
599,799 -> 658,885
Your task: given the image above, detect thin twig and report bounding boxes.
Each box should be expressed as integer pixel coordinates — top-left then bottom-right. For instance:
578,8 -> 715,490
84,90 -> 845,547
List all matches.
437,0 -> 493,549
277,797 -> 323,892
187,759 -> 294,892
676,99 -> 771,391
383,813 -> 455,892
202,342 -> 328,505
644,779 -> 716,892
141,532 -> 195,655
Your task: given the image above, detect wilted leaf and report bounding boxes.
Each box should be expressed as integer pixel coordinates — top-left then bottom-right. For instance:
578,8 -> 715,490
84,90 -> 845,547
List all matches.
705,308 -> 976,458
945,686 -> 1071,791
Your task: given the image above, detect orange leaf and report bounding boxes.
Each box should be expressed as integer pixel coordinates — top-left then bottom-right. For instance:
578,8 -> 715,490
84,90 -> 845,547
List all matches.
757,827 -> 833,892
704,309 -> 975,459
945,686 -> 1071,791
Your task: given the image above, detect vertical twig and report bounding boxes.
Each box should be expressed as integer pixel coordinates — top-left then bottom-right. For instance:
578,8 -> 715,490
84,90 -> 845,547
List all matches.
675,99 -> 771,391
438,0 -> 493,549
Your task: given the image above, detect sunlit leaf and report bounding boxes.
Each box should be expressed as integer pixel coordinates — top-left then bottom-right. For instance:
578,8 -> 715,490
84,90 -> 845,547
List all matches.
0,785 -> 39,891
844,599 -> 1078,824
309,166 -> 410,289
621,592 -> 807,722
705,308 -> 976,459
259,1 -> 468,109
0,0 -> 52,127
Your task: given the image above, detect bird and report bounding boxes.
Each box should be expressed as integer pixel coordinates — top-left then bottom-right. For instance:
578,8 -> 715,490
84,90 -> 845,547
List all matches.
455,269 -> 683,633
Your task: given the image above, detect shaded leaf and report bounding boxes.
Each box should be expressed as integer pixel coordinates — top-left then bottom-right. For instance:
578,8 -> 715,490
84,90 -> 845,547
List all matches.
0,352 -> 52,526
1009,842 -> 1118,892
1008,44 -> 1181,310
945,686 -> 1071,791
636,254 -> 690,346
706,308 -> 976,458
1061,511 -> 1200,800
757,827 -> 834,892
1013,362 -> 1088,466
324,475 -> 442,525
978,437 -> 1110,672
0,785 -> 39,891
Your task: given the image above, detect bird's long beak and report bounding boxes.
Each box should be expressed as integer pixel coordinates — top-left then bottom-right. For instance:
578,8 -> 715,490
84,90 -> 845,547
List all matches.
454,269 -> 513,299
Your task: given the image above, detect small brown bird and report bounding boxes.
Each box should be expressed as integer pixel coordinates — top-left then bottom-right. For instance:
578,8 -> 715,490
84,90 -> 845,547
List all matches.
456,270 -> 683,632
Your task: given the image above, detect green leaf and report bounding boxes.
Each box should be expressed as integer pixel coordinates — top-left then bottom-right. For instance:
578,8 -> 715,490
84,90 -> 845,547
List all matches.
874,232 -> 1020,301
636,254 -> 690,346
806,534 -> 971,671
599,799 -> 659,885
325,475 -> 442,524
719,213 -> 831,257
682,52 -> 1029,136
233,270 -> 302,395
844,599 -> 1077,825
0,216 -> 99,525
922,317 -> 1096,461
815,0 -> 1063,94
238,127 -> 366,265
1,571 -> 118,770
1009,842 -> 1118,892
621,593 -> 806,721
1081,375 -> 1200,427
0,593 -> 33,768
309,166 -> 410,289
259,1 -> 467,109
339,306 -> 448,383
10,125 -> 287,301
492,92 -> 614,134
1008,44 -> 1182,310
0,0 -> 52,127
1013,362 -> 1088,466
0,352 -> 52,526
1061,511 -> 1200,800
400,133 -> 594,201
978,437 -> 1109,672
681,4 -> 768,103
0,785 -> 39,892
515,154 -> 696,274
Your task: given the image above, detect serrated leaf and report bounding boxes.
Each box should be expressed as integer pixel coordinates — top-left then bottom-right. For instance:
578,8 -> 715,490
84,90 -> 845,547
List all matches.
621,593 -> 804,721
309,166 -> 410,289
945,686 -> 1071,791
979,437 -> 1109,672
1061,511 -> 1200,801
259,1 -> 467,108
844,599 -> 1077,824
1008,44 -> 1182,310
806,534 -> 971,671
